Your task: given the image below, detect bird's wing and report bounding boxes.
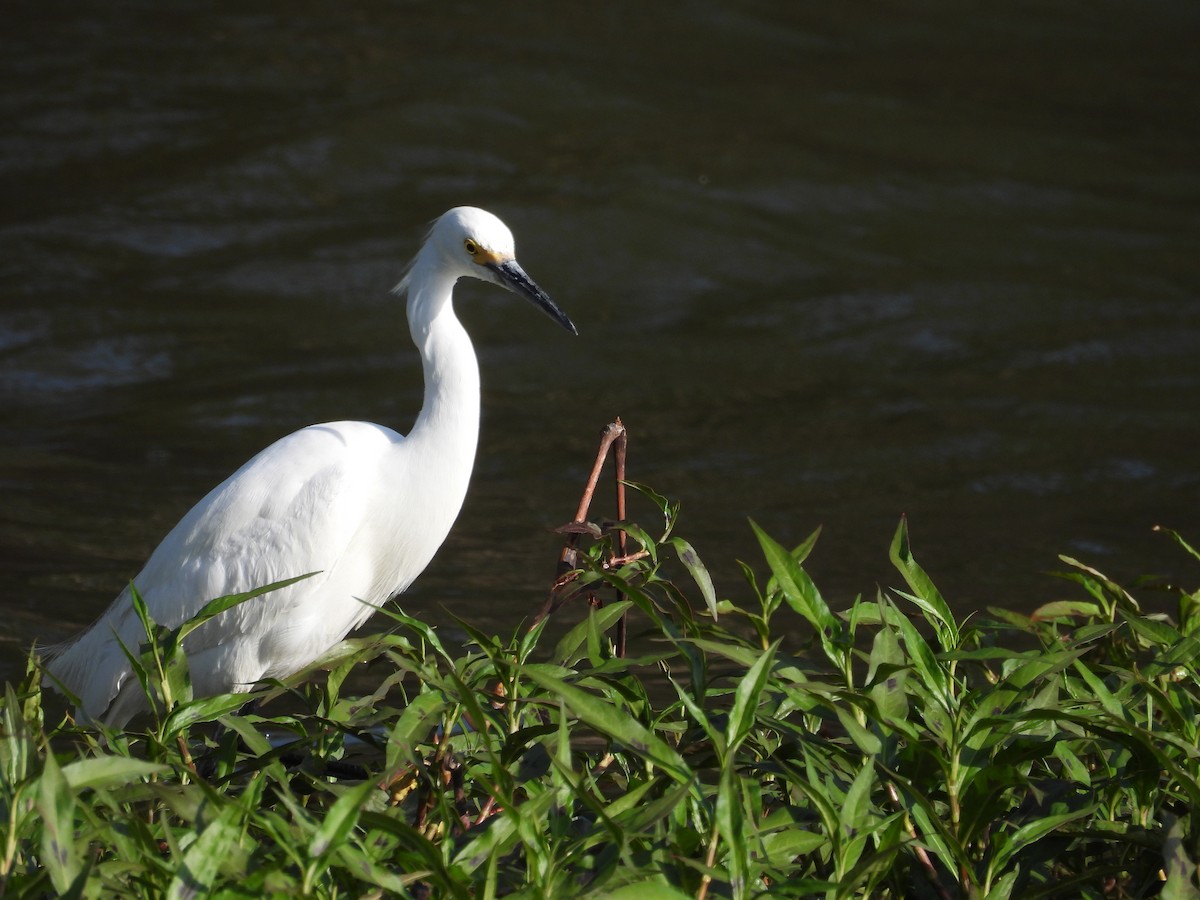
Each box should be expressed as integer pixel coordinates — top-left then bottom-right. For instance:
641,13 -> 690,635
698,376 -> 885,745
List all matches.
141,422 -> 396,624
47,421 -> 406,718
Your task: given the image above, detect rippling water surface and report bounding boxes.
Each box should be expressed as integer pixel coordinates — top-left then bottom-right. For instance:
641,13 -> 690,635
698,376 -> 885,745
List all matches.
2,2 -> 1198,683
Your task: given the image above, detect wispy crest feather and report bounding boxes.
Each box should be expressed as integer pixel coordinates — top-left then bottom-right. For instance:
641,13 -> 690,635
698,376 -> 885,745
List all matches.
391,217 -> 439,296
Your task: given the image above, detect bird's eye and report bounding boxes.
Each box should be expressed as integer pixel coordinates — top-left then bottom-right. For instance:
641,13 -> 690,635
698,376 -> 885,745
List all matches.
464,239 -> 478,255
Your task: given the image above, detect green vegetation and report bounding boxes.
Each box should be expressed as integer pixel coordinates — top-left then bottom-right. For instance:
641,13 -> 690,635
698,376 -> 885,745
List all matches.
3,488 -> 1200,898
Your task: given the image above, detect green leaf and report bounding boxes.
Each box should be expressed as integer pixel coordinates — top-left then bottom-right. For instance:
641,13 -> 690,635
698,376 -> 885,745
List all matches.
725,640 -> 778,753
984,869 -> 1020,900
308,778 -> 378,859
1154,525 -> 1200,564
522,666 -> 691,784
593,880 -> 693,900
889,600 -> 953,713
840,761 -> 876,845
1029,600 -> 1102,620
669,537 -> 719,619
782,750 -> 847,846
1160,812 -> 1195,900
835,707 -> 882,756
1053,742 -> 1091,787
624,480 -> 677,524
837,813 -> 905,897
619,521 -> 664,561
988,805 -> 1096,874
669,679 -> 725,758
176,573 -> 319,642
893,777 -> 970,877
37,750 -> 81,895
215,714 -> 273,757
610,779 -> 695,834
333,843 -> 428,894
60,756 -> 168,791
1122,613 -> 1182,647
162,692 -> 255,736
750,520 -> 836,638
986,607 -> 1033,629
688,638 -> 767,671
867,627 -> 908,724
790,525 -> 823,566
552,602 -> 633,665
123,585 -> 161,708
1057,555 -> 1141,614
759,828 -> 826,866
388,690 -> 447,763
452,790 -> 556,872
889,517 -> 959,650
167,802 -> 243,900
1069,659 -> 1125,720
2,682 -> 33,786
377,608 -> 454,662
161,630 -> 194,711
716,763 -> 748,898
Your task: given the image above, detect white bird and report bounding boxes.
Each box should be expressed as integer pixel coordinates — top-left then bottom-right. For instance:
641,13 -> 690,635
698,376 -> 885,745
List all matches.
45,206 -> 577,726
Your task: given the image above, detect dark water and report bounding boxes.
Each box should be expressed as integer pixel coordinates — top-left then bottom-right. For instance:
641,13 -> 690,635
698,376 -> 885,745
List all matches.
3,2 -> 1198,683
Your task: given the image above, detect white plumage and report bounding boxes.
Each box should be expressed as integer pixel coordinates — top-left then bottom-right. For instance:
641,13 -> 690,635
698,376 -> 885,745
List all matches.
45,206 -> 577,726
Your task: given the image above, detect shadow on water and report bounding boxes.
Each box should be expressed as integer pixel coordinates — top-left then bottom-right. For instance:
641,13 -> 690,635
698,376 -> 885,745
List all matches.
2,1 -> 1199,682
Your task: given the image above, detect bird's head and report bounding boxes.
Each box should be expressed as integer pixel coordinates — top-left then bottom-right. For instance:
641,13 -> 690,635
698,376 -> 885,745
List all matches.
405,206 -> 578,335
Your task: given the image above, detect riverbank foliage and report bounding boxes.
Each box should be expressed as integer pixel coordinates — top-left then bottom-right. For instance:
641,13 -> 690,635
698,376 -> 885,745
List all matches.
3,490 -> 1199,898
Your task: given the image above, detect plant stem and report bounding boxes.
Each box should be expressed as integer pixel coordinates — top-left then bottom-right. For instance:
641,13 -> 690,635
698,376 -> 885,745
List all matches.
696,819 -> 721,900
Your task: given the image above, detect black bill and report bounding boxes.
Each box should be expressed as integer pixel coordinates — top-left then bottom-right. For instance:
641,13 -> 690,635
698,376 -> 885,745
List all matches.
487,260 -> 578,335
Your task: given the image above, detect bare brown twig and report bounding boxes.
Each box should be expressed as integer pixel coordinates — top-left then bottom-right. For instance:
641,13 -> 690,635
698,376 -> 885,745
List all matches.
532,419 -> 630,656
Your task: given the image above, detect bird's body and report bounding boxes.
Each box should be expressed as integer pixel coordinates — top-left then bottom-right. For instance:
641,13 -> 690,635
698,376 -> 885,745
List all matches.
45,207 -> 576,726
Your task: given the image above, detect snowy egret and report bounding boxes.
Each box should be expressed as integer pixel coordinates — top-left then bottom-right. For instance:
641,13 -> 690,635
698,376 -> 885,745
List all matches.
45,206 -> 577,726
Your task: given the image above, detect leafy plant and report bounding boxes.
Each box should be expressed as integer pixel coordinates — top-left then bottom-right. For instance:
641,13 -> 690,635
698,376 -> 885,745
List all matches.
3,493 -> 1198,898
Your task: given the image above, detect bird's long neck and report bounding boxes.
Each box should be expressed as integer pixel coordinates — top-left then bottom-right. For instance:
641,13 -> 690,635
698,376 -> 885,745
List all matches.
404,259 -> 481,516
